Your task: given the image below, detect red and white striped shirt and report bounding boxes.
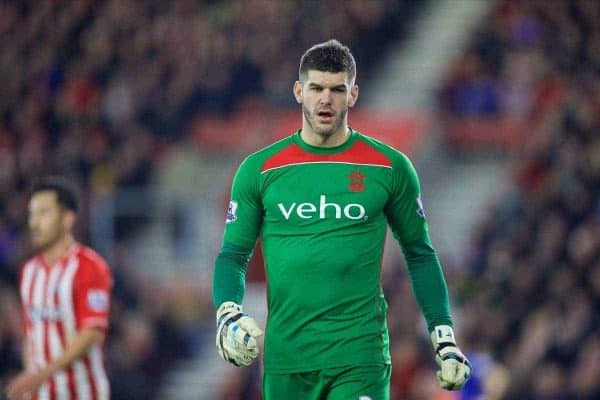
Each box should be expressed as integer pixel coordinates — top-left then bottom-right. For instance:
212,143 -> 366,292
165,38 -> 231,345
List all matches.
19,243 -> 112,400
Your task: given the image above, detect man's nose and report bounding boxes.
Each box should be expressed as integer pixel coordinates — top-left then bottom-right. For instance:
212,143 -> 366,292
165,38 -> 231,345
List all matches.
319,90 -> 332,104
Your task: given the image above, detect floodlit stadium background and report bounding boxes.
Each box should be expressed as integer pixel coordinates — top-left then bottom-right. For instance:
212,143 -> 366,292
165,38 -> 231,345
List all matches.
1,1 -> 599,399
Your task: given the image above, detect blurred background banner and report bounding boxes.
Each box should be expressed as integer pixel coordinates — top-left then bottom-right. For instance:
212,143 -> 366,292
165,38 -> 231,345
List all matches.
1,0 -> 599,399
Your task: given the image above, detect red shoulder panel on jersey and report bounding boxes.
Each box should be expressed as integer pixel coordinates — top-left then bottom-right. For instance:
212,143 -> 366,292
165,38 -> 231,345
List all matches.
261,139 -> 392,172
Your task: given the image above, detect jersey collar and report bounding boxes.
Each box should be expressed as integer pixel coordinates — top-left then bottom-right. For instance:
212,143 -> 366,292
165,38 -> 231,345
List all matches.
38,242 -> 80,269
293,128 -> 357,155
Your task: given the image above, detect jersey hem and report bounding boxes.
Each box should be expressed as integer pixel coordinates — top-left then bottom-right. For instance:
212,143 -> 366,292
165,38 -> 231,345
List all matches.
264,356 -> 391,374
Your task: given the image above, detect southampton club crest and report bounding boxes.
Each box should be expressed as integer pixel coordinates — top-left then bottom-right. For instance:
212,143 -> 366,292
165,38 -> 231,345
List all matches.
348,170 -> 366,192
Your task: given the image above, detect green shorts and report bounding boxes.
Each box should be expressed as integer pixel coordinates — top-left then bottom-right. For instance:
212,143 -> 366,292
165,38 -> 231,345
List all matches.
262,364 -> 391,400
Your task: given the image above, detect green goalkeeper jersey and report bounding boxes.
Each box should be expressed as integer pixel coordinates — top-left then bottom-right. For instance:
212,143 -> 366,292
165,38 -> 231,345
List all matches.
216,129 -> 451,373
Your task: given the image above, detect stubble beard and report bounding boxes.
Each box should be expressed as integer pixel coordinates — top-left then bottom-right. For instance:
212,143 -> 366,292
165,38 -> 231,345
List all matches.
303,104 -> 348,140
31,226 -> 64,253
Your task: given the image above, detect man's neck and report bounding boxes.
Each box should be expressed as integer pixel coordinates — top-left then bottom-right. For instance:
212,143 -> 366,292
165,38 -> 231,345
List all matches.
42,235 -> 75,265
301,124 -> 350,148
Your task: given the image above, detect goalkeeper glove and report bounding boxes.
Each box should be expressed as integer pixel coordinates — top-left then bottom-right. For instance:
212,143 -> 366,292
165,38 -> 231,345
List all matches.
216,301 -> 264,367
430,325 -> 472,390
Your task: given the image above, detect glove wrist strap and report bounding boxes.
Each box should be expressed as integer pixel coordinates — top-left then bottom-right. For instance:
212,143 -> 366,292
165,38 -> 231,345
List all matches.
433,325 -> 456,345
216,301 -> 243,324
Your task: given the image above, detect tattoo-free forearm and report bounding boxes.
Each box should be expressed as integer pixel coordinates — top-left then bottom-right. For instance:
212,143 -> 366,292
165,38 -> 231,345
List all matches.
37,328 -> 104,380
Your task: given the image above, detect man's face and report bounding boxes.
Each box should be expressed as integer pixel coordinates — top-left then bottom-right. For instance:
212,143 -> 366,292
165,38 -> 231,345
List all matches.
294,70 -> 359,138
28,191 -> 70,251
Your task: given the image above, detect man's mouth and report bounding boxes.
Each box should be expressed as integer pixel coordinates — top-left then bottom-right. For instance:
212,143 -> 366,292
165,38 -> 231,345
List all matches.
316,111 -> 335,123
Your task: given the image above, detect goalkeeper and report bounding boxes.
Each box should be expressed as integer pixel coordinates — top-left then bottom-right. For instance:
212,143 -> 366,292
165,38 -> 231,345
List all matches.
213,39 -> 471,400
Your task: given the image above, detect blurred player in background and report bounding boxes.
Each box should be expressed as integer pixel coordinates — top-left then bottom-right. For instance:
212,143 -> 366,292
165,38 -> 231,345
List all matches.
213,39 -> 470,399
6,177 -> 112,400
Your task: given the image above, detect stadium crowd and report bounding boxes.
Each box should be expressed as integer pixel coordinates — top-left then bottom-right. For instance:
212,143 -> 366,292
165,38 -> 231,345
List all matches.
437,1 -> 600,399
0,1 -> 409,399
2,0 -> 598,399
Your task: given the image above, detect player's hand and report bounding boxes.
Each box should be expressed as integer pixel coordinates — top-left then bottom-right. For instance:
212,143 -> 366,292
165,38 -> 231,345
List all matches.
6,370 -> 46,400
216,301 -> 264,367
430,325 -> 472,390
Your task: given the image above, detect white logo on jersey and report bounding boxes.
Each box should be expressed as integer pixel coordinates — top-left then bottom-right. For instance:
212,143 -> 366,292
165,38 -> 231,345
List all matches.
29,306 -> 62,321
359,396 -> 372,400
226,200 -> 238,223
87,290 -> 109,312
416,195 -> 425,218
277,194 -> 367,220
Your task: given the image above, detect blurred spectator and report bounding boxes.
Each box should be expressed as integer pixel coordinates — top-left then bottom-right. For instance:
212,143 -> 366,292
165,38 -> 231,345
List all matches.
437,1 -> 600,399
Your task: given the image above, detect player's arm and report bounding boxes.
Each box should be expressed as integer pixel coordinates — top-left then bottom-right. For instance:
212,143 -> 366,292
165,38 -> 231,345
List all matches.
40,328 -> 105,374
385,152 -> 471,390
213,241 -> 253,307
400,233 -> 452,330
18,265 -> 34,372
7,329 -> 104,400
21,317 -> 35,372
22,339 -> 33,371
21,340 -> 28,369
213,156 -> 264,367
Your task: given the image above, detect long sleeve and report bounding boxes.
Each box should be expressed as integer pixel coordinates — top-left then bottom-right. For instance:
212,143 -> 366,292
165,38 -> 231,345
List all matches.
213,241 -> 254,307
384,151 -> 452,332
401,233 -> 452,332
213,154 -> 263,308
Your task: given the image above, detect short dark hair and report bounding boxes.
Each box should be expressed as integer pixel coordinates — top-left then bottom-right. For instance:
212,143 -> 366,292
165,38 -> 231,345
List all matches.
299,39 -> 356,84
30,176 -> 79,213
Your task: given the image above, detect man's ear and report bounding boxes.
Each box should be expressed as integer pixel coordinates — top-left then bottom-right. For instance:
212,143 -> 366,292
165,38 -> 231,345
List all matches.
63,210 -> 76,232
349,84 -> 359,107
293,81 -> 303,104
